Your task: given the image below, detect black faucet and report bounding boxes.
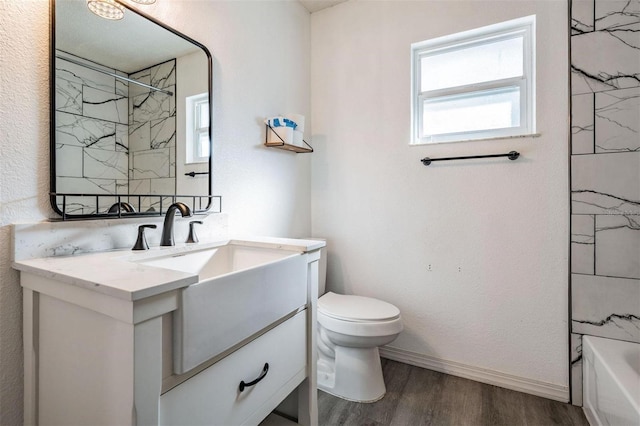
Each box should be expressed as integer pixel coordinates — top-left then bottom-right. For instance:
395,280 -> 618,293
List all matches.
107,201 -> 136,214
160,202 -> 193,246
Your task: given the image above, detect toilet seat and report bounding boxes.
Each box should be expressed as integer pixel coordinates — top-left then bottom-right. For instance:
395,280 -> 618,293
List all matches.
318,292 -> 403,337
318,292 -> 400,321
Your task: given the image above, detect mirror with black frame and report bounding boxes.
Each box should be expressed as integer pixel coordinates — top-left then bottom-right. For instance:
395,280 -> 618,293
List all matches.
51,0 -> 215,218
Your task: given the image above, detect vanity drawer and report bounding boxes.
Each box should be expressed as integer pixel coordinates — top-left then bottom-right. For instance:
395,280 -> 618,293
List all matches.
159,311 -> 307,426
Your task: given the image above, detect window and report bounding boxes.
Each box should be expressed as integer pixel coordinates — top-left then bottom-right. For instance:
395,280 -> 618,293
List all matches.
411,15 -> 535,144
186,93 -> 210,163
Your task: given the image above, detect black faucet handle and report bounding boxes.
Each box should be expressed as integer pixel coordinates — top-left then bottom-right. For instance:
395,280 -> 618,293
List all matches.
133,224 -> 157,251
186,220 -> 203,244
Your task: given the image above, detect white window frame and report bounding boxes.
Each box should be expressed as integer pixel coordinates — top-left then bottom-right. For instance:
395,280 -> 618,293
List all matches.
411,15 -> 536,145
186,93 -> 210,164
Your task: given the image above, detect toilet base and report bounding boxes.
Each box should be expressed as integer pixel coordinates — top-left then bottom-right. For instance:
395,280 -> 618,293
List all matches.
317,346 -> 386,403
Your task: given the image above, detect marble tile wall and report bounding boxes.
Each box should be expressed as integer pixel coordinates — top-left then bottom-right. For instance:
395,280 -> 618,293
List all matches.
55,51 -> 130,214
570,333 -> 583,406
55,54 -> 179,215
569,0 -> 640,406
128,60 -> 177,213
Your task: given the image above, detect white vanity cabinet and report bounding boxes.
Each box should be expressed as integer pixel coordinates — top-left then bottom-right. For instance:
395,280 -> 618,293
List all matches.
160,312 -> 307,425
16,239 -> 320,426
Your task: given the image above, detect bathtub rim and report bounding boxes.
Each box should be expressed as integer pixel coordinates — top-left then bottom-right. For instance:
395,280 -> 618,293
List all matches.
582,335 -> 640,425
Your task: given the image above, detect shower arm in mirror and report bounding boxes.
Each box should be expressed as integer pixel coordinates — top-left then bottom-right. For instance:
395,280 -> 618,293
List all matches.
50,0 -> 216,219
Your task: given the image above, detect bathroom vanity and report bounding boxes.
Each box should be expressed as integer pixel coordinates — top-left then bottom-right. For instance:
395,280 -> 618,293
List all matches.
14,235 -> 321,425
32,0 -> 321,422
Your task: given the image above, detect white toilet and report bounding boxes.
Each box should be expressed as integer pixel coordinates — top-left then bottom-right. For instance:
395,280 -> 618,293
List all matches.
316,245 -> 403,403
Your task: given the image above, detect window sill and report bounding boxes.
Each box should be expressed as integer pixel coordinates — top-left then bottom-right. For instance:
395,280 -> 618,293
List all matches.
411,133 -> 541,146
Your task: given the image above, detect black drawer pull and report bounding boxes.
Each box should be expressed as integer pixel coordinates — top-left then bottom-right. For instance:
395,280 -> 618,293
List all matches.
239,363 -> 269,392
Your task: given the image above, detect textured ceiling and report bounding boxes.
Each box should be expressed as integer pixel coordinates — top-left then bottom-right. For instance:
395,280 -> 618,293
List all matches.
299,0 -> 349,13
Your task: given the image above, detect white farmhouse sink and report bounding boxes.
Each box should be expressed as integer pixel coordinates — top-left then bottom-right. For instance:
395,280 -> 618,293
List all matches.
139,244 -> 298,281
137,243 -> 308,374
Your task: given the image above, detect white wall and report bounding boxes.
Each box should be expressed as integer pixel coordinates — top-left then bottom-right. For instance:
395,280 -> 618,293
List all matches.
146,0 -> 312,237
176,50 -> 209,195
311,0 -> 570,394
0,1 -> 311,423
0,2 -> 51,424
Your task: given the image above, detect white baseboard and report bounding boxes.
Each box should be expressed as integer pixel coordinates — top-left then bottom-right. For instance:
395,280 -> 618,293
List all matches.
379,346 -> 569,403
582,404 -> 600,426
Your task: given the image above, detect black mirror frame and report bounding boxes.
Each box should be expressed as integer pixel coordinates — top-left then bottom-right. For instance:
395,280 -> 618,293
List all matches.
49,0 -> 214,219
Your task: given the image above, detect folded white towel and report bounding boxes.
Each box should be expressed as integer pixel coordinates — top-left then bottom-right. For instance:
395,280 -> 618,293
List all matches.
285,114 -> 305,133
264,116 -> 298,129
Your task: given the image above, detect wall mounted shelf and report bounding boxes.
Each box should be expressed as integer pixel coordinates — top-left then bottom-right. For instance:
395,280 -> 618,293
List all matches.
264,124 -> 313,153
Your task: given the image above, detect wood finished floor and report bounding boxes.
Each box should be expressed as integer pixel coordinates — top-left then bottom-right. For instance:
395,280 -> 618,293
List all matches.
318,359 -> 589,426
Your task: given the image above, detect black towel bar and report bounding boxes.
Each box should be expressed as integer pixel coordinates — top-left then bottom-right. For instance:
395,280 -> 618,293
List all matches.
184,171 -> 210,177
421,151 -> 520,166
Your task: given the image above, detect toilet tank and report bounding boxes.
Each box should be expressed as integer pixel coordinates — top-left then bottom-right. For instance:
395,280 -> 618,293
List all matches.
307,238 -> 327,296
318,245 -> 327,296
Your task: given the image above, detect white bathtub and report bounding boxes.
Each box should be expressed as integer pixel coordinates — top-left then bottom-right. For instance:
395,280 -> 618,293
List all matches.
583,335 -> 640,426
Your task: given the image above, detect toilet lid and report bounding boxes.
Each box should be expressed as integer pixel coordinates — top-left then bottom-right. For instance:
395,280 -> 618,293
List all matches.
318,292 -> 400,322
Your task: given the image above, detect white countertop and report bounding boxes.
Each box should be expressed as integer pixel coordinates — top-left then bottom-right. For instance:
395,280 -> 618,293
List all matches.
13,237 -> 325,301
